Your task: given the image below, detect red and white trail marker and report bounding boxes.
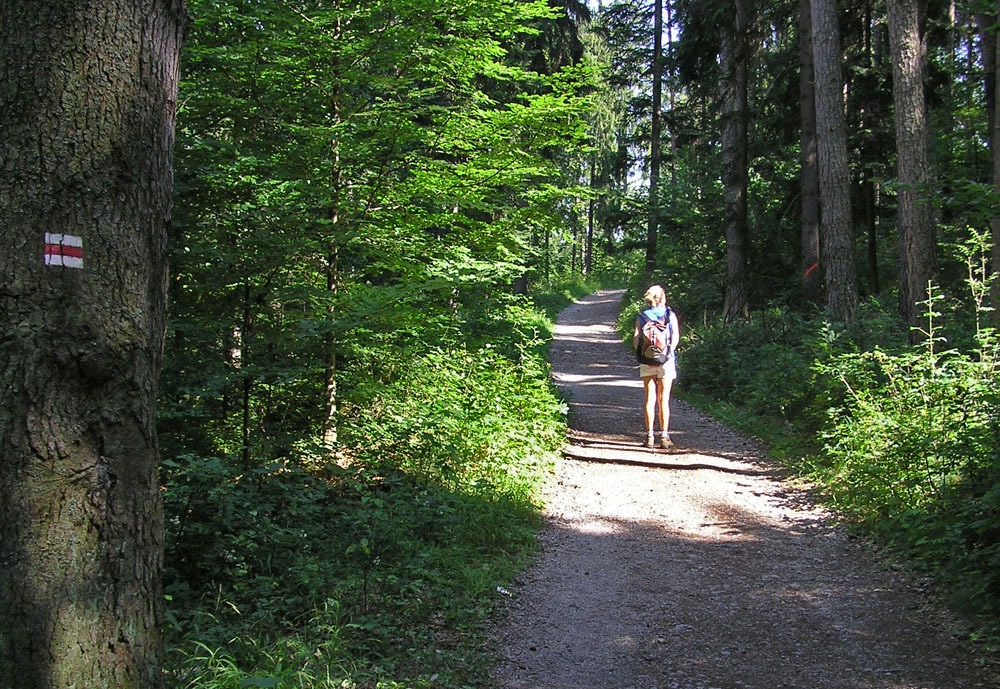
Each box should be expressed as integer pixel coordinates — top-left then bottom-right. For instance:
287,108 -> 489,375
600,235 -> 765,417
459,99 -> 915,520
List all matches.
44,233 -> 84,269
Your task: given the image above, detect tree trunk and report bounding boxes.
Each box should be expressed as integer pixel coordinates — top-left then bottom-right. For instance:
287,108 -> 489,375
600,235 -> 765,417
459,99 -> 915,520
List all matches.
0,1 -> 185,687
887,0 -> 937,339
322,240 -> 340,451
977,10 -> 997,148
798,0 -> 822,305
323,6 -> 344,452
240,284 -> 254,470
586,157 -> 595,276
988,3 -> 1000,326
995,9 -> 1000,326
862,172 -> 880,294
721,0 -> 750,321
811,0 -> 859,321
645,0 -> 664,279
860,0 -> 881,296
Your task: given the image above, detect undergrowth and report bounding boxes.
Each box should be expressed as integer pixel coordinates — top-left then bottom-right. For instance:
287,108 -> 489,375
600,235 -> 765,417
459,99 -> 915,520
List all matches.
159,277 -> 601,688
673,235 -> 1000,644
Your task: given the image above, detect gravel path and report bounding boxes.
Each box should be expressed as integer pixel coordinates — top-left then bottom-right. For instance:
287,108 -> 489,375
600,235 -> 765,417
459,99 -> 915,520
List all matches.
489,289 -> 998,689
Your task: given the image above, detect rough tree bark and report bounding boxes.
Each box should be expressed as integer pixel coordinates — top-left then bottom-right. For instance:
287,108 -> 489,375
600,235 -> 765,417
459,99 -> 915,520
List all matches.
0,1 -> 186,687
887,0 -> 936,340
721,0 -> 750,321
811,0 -> 859,321
986,3 -> 1000,326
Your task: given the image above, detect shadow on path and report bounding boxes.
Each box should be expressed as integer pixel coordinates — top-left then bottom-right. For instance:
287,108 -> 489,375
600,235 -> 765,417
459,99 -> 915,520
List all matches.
490,288 -> 999,689
550,288 -> 770,469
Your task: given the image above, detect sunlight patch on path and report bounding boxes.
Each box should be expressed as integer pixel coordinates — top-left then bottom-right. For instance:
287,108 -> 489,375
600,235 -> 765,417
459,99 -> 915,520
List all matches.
551,372 -> 641,388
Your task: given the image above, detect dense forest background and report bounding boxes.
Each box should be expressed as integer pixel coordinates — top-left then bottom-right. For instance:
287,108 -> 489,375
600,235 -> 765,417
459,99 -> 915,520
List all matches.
158,0 -> 999,686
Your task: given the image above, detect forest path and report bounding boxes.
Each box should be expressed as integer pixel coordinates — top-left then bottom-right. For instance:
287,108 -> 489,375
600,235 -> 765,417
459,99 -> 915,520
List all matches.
489,289 -> 997,689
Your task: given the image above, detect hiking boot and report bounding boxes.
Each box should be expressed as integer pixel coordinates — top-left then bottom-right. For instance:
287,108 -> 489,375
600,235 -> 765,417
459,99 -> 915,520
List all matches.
645,435 -> 655,448
660,436 -> 674,449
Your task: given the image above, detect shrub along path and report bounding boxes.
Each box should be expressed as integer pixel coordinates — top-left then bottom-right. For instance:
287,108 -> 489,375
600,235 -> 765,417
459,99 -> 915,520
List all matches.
489,289 -> 998,689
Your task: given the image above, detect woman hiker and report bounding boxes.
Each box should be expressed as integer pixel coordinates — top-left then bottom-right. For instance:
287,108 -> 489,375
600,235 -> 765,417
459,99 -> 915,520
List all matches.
632,285 -> 680,448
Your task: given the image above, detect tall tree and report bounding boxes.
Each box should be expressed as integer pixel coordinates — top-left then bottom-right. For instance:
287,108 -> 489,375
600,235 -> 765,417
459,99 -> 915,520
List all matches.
646,0 -> 666,278
322,3 -> 346,452
994,11 -> 1000,325
0,1 -> 186,687
887,0 -> 936,338
854,0 -> 885,296
811,0 -> 859,320
985,5 -> 1000,324
799,0 -> 822,304
590,1 -> 657,257
720,0 -> 750,321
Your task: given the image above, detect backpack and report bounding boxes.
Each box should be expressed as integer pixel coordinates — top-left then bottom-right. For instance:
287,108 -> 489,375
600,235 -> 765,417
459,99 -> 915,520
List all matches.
637,308 -> 672,365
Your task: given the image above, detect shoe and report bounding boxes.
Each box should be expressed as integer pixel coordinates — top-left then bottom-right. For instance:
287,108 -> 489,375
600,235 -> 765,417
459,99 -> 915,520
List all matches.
660,436 -> 674,449
645,435 -> 655,448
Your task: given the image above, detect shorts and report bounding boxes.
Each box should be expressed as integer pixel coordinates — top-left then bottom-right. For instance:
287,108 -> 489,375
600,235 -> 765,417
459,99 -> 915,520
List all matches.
639,358 -> 676,381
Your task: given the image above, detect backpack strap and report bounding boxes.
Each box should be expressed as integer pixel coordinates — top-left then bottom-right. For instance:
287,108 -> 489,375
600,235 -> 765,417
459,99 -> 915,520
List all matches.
663,307 -> 673,350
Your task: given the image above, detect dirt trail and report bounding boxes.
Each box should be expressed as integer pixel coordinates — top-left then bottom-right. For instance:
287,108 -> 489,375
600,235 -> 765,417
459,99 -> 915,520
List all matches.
489,289 -> 998,689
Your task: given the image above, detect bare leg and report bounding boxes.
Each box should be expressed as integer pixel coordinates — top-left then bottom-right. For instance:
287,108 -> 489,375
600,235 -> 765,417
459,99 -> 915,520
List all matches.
642,376 -> 657,433
658,378 -> 671,434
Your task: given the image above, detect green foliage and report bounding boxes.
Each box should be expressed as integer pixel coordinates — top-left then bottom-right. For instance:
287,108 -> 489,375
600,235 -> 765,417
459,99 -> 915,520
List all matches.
341,347 -> 564,500
157,0 -> 1000,680
162,290 -> 565,687
812,280 -> 1000,629
164,0 -> 596,470
675,238 -> 1000,638
820,350 -> 984,515
161,1 -> 592,683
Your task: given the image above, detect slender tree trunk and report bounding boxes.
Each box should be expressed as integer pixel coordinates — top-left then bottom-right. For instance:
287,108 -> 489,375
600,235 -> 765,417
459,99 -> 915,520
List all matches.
645,0 -> 664,279
992,7 -> 1000,326
811,0 -> 859,321
860,0 -> 881,295
575,219 -> 582,274
323,239 -> 339,449
987,3 -> 1000,326
976,9 -> 997,163
862,171 -> 880,293
586,157 -> 595,275
887,0 -> 937,339
240,284 -> 253,470
721,0 -> 750,321
545,227 -> 551,280
666,0 -> 678,186
323,7 -> 343,452
0,1 -> 185,687
798,0 -> 822,305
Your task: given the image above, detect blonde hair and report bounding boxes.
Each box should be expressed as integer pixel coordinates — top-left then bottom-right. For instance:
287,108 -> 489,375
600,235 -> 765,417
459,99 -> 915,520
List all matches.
643,285 -> 666,306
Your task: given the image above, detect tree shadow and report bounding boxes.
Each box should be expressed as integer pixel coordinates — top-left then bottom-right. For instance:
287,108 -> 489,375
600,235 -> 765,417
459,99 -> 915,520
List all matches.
550,289 -> 774,474
493,498 -> 993,689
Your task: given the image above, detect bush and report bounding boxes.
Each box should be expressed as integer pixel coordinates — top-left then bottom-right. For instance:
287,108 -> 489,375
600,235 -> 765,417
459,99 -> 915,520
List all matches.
342,346 -> 564,499
162,292 -> 566,688
673,270 -> 1000,638
669,307 -> 837,438
817,335 -> 1000,628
